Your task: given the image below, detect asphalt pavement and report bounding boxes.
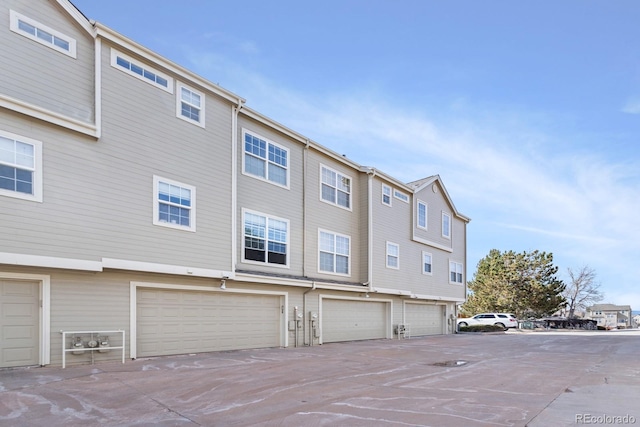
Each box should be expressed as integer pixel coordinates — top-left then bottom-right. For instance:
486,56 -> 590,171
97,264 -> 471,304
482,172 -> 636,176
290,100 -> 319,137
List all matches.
1,329 -> 638,426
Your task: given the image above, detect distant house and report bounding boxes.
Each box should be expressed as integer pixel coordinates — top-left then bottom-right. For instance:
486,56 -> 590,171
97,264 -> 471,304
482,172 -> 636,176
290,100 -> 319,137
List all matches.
585,304 -> 633,329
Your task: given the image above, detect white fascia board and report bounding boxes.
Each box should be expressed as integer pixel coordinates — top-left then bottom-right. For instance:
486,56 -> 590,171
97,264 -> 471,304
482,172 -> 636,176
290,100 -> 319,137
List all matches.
55,0 -> 96,36
0,94 -> 98,138
102,258 -> 233,279
371,287 -> 413,296
94,24 -> 244,106
234,272 -> 366,292
0,252 -> 102,271
411,235 -> 454,253
413,294 -> 466,303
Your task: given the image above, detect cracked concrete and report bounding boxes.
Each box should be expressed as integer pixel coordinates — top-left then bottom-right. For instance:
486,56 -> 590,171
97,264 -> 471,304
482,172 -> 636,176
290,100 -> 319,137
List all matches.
1,330 -> 638,426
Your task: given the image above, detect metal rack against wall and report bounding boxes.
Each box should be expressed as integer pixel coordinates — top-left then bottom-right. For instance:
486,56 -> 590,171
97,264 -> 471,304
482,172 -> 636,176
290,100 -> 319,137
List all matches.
60,330 -> 125,369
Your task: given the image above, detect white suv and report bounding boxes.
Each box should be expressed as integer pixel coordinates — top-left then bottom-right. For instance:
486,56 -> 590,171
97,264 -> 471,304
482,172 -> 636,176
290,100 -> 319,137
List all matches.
457,313 -> 518,330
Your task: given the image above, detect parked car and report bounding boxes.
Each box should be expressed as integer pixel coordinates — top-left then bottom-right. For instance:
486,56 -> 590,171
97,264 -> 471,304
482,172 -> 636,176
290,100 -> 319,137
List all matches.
457,313 -> 518,330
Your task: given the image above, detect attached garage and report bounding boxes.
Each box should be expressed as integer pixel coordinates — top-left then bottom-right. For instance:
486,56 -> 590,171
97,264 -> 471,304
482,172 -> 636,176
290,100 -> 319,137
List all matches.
0,279 -> 40,368
405,303 -> 444,336
135,287 -> 283,358
321,298 -> 389,343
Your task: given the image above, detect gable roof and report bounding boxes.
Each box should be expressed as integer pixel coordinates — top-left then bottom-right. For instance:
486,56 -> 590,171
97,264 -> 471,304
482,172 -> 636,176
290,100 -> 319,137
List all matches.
56,0 -> 95,35
408,175 -> 470,222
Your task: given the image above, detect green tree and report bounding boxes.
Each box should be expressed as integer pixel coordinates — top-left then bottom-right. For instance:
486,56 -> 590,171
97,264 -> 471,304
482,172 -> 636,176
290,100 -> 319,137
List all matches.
461,249 -> 566,319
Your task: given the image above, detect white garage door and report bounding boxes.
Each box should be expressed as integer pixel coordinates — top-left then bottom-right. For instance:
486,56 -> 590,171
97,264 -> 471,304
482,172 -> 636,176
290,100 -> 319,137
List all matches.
322,299 -> 388,343
137,289 -> 282,358
0,279 -> 40,368
405,303 -> 444,336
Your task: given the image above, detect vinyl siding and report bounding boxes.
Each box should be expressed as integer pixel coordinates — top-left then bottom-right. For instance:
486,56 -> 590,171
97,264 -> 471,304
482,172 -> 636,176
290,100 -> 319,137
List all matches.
371,178 -> 465,300
0,40 -> 235,271
0,0 -> 94,123
236,116 -> 305,275
304,151 -> 365,284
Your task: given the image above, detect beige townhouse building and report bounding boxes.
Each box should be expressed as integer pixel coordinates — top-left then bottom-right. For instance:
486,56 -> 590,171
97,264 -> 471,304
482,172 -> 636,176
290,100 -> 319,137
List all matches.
0,0 -> 470,368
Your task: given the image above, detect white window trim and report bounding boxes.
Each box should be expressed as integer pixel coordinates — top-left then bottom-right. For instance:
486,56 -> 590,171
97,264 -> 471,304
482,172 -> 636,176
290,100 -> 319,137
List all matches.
242,129 -> 290,189
176,82 -> 205,128
10,10 -> 77,58
110,49 -> 173,93
442,212 -> 451,239
0,130 -> 43,203
319,164 -> 352,211
417,200 -> 428,230
422,251 -> 433,276
317,228 -> 351,277
241,208 -> 290,268
153,175 -> 196,232
382,184 -> 392,207
393,189 -> 409,203
386,241 -> 400,270
449,260 -> 464,284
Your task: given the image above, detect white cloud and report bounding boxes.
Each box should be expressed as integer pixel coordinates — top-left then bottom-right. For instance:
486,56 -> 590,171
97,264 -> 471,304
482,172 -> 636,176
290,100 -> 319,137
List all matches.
185,49 -> 640,308
622,98 -> 640,114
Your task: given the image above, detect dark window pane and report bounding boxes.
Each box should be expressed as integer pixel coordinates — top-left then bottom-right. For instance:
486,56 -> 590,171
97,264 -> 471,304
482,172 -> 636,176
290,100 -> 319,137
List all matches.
268,251 -> 286,265
245,248 -> 265,262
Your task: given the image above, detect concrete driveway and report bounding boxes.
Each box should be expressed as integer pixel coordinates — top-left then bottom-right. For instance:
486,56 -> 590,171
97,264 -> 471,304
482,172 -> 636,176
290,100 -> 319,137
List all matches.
1,330 -> 639,426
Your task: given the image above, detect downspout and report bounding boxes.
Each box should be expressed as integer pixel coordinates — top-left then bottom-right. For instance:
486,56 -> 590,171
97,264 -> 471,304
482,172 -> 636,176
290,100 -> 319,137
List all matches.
303,282 -> 316,346
366,168 -> 376,293
231,100 -> 244,274
93,29 -> 102,139
302,139 -> 310,277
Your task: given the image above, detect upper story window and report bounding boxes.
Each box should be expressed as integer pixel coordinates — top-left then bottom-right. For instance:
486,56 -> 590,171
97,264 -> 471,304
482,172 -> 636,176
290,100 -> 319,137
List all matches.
319,230 -> 350,275
111,49 -> 173,93
382,184 -> 392,206
10,10 -> 76,58
393,189 -> 409,203
153,176 -> 195,232
442,212 -> 451,239
450,261 -> 463,284
417,200 -> 427,229
0,130 -> 42,203
422,252 -> 432,275
321,165 -> 351,210
243,210 -> 289,267
243,131 -> 289,188
386,242 -> 399,269
176,83 -> 205,127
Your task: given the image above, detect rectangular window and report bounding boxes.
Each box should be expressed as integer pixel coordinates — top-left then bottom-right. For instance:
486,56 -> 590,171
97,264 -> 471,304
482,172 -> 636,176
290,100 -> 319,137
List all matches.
10,10 -> 76,58
243,130 -> 289,187
153,176 -> 195,231
442,212 -> 451,238
321,165 -> 351,209
393,189 -> 409,203
386,242 -> 399,269
417,200 -> 427,229
176,83 -> 205,127
382,184 -> 392,206
318,230 -> 350,275
111,49 -> 173,92
422,252 -> 432,275
450,261 -> 463,284
243,210 -> 289,266
0,130 -> 42,202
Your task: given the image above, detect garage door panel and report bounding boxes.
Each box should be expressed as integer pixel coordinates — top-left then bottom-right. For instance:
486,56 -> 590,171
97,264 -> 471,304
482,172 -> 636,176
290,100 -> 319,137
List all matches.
1,280 -> 40,368
322,299 -> 388,343
137,289 -> 281,357
406,304 -> 443,336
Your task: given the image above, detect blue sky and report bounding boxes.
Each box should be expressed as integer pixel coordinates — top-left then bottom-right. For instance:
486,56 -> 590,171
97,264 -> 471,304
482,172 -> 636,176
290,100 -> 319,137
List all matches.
72,0 -> 640,311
